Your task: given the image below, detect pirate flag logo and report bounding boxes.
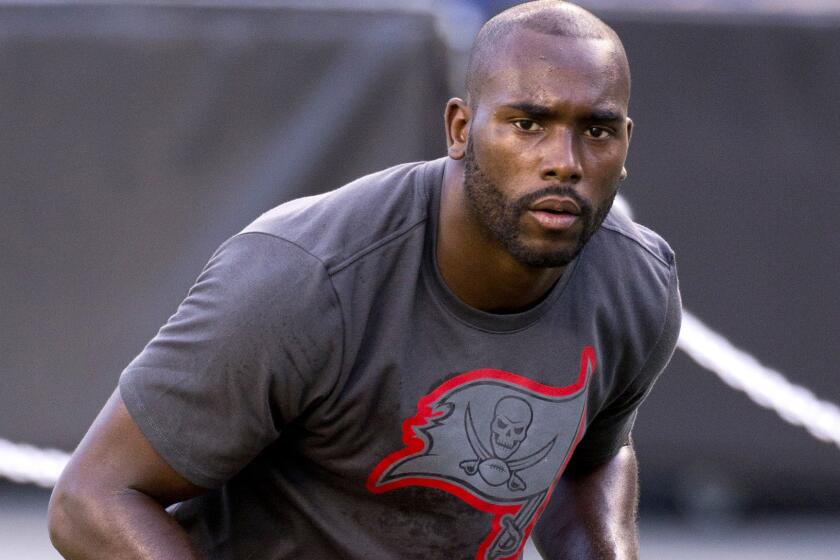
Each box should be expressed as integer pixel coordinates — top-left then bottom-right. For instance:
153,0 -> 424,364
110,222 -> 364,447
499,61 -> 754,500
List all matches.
367,347 -> 596,560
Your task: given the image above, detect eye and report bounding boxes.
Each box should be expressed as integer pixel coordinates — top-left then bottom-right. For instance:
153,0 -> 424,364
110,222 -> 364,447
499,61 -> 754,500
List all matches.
512,119 -> 543,132
584,126 -> 612,139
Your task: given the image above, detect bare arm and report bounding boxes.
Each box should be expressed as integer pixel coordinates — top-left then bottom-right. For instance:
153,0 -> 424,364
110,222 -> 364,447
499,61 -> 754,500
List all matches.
532,442 -> 640,560
48,389 -> 208,559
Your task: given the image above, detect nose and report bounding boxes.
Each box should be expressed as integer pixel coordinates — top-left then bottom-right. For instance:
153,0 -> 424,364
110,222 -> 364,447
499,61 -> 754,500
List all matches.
540,127 -> 582,183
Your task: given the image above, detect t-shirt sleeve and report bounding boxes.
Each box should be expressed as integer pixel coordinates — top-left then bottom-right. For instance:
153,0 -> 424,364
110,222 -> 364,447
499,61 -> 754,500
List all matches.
567,263 -> 682,472
119,232 -> 343,489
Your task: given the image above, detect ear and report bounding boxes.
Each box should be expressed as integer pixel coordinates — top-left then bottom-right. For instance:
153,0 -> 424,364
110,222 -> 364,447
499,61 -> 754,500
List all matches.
444,98 -> 471,160
621,118 -> 634,181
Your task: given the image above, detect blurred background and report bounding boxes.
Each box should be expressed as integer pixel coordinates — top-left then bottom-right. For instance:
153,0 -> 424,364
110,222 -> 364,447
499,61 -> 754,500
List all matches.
1,0 -> 838,558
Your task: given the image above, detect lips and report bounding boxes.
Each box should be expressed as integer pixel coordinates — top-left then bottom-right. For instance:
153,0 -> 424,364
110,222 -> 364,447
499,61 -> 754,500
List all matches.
529,197 -> 581,215
527,196 -> 581,231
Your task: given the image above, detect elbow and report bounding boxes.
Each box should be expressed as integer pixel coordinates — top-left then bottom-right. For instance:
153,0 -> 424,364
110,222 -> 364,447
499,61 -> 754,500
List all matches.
48,473 -> 101,557
48,483 -> 73,553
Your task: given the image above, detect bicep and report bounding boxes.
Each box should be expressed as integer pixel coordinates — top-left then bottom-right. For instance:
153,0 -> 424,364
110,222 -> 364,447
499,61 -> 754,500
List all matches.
59,388 -> 206,506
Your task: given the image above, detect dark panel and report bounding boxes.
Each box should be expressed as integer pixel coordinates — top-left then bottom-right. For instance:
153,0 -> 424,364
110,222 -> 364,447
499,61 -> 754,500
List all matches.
606,17 -> 840,510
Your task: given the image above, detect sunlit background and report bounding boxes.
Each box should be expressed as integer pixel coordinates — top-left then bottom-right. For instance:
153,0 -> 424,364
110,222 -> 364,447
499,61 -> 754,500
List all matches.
2,1 -> 838,558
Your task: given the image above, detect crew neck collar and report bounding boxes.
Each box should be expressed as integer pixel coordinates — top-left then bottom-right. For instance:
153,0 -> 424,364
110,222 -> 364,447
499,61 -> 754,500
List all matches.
420,158 -> 578,334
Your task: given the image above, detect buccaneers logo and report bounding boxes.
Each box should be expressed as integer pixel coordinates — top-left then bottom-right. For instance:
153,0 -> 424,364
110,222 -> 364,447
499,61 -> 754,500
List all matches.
367,347 -> 596,560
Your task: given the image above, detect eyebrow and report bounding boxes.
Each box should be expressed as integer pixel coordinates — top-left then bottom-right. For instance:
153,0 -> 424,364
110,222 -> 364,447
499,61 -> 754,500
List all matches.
502,102 -> 624,123
587,110 -> 624,123
503,102 -> 556,119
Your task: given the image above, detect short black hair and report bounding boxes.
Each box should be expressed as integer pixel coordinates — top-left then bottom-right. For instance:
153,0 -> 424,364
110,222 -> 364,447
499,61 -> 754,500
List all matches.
465,1 -> 630,106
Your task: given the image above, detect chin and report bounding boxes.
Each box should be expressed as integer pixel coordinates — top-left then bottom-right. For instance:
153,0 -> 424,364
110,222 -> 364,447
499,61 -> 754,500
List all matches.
506,241 -> 582,269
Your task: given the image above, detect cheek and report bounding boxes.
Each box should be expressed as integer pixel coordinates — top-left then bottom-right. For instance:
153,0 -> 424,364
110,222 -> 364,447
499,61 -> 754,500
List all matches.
582,148 -> 626,185
583,142 -> 625,168
474,126 -> 537,175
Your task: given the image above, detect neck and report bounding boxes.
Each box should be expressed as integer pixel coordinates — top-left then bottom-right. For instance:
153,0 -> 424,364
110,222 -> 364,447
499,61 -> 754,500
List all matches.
436,158 -> 566,314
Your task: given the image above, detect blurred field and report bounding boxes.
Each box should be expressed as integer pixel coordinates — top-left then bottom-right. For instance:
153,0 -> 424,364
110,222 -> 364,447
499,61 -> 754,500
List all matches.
5,483 -> 840,560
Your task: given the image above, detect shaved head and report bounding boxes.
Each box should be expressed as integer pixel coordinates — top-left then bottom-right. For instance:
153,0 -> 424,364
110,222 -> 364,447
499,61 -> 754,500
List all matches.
466,1 -> 630,107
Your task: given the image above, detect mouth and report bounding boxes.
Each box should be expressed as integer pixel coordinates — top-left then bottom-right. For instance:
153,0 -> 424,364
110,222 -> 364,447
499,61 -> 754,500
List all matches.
527,196 -> 581,231
494,438 -> 515,450
530,196 -> 581,215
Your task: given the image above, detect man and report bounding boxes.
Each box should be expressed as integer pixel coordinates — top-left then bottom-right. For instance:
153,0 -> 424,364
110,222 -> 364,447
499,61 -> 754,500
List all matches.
49,1 -> 680,559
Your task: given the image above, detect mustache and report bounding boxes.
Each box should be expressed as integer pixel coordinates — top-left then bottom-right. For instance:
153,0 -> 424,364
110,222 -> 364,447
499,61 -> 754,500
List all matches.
513,185 -> 592,216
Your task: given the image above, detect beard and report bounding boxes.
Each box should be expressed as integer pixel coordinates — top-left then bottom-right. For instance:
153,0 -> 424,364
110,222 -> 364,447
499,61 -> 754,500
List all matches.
462,141 -> 616,268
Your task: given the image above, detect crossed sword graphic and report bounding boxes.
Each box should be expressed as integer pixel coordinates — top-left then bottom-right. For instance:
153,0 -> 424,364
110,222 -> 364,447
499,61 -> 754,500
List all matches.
460,404 -> 556,558
488,491 -> 546,559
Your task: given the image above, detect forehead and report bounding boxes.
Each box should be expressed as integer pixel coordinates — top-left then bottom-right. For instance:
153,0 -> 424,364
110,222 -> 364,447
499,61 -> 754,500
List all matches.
477,30 -> 629,115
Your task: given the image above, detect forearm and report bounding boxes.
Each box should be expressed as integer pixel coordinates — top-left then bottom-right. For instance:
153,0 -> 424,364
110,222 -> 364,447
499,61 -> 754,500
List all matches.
533,444 -> 640,560
49,482 -> 202,560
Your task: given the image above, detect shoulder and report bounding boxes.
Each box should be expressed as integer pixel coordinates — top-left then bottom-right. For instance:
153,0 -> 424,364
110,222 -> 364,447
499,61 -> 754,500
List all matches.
597,206 -> 676,270
578,205 -> 681,349
584,206 -> 678,297
187,232 -> 340,333
240,159 -> 443,273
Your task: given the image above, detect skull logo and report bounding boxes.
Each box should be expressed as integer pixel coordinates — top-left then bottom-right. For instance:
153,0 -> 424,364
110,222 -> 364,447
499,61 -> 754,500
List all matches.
490,396 -> 533,459
459,395 -> 556,492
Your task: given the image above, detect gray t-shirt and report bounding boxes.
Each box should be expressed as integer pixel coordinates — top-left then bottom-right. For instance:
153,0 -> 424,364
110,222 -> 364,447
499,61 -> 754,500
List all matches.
120,157 -> 681,560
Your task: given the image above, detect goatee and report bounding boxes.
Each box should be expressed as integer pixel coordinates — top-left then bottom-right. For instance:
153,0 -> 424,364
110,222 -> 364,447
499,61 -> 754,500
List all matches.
462,142 -> 615,268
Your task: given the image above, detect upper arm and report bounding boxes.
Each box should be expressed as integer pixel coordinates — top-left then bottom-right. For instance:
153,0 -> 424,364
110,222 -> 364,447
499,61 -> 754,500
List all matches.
56,388 -> 206,507
568,264 -> 681,472
117,233 -> 344,488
